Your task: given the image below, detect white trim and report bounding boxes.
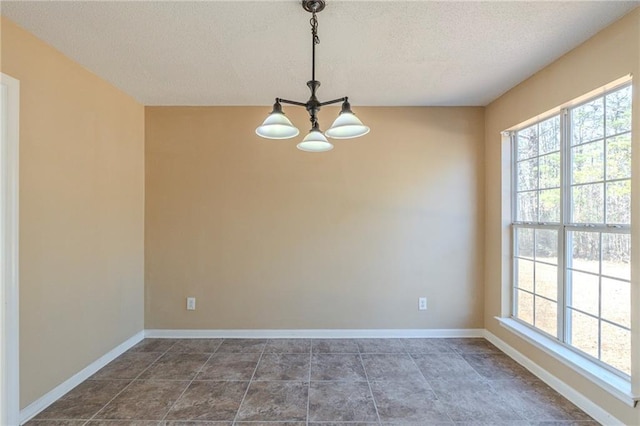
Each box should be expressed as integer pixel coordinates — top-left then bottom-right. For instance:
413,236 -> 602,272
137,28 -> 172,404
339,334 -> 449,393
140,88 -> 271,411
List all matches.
0,73 -> 20,426
18,331 -> 144,425
484,328 -> 626,425
484,320 -> 633,425
144,328 -> 485,339
495,317 -> 637,407
505,74 -> 632,132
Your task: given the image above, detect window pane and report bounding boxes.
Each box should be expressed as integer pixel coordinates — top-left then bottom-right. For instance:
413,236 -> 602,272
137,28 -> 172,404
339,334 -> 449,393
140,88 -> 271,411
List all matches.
539,189 -> 560,223
516,290 -> 534,325
539,152 -> 560,189
569,309 -> 599,358
535,296 -> 557,338
516,228 -> 534,259
569,231 -> 600,274
568,270 -> 599,316
601,322 -> 630,376
602,233 -> 630,280
517,159 -> 538,191
518,125 -> 538,160
535,263 -> 557,301
535,229 -> 557,262
516,259 -> 534,292
572,98 -> 604,145
601,278 -> 630,329
572,140 -> 604,184
539,116 -> 560,154
571,183 -> 604,223
605,180 -> 631,225
606,134 -> 631,180
606,85 -> 632,136
517,191 -> 538,222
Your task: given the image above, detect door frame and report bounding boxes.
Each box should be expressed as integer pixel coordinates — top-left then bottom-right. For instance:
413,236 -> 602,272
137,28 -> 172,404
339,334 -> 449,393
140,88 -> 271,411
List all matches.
1,72 -> 20,426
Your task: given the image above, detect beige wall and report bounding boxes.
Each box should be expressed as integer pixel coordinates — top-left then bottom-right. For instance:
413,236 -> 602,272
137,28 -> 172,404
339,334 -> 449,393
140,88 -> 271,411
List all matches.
145,106 -> 485,330
485,8 -> 639,425
0,17 -> 145,408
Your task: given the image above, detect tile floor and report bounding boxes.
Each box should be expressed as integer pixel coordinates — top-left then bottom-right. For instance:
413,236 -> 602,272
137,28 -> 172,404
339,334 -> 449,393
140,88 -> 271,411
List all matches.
27,338 -> 598,425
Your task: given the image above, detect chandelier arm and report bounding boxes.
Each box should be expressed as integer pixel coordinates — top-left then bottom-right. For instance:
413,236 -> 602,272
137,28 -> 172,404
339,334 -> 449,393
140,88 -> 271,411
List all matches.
319,97 -> 348,107
277,98 -> 308,107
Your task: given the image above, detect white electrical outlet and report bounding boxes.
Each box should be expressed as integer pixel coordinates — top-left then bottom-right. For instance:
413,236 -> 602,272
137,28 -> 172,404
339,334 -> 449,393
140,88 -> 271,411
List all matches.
187,297 -> 196,311
419,297 -> 427,311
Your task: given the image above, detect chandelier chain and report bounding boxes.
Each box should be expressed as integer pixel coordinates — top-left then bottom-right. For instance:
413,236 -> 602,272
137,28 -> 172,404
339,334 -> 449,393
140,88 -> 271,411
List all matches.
310,11 -> 319,93
310,12 -> 320,45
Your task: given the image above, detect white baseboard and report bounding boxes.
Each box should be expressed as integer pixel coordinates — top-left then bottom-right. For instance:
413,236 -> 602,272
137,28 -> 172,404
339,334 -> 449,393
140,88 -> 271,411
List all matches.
19,331 -> 144,425
483,330 -> 623,426
144,328 -> 485,339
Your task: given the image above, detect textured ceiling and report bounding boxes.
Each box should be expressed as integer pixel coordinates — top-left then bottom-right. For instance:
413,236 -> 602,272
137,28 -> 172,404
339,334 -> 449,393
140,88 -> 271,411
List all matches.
2,1 -> 638,106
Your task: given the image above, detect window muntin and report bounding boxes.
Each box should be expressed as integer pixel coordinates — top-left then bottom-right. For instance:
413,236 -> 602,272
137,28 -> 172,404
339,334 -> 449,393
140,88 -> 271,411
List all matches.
566,229 -> 631,375
570,85 -> 632,226
515,116 -> 562,224
512,83 -> 632,377
514,226 -> 560,338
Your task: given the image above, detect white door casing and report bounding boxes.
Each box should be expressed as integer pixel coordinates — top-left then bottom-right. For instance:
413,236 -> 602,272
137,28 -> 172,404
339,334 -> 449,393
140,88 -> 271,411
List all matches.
1,72 -> 20,426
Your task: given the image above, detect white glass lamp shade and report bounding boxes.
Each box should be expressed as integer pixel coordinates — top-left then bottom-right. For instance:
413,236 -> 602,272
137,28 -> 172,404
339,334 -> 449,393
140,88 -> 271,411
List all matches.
256,112 -> 300,139
297,129 -> 334,152
325,111 -> 370,139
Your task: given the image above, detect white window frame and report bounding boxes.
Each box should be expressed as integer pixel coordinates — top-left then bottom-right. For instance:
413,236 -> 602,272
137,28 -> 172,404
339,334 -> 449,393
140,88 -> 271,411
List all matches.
511,112 -> 564,343
499,76 -> 639,407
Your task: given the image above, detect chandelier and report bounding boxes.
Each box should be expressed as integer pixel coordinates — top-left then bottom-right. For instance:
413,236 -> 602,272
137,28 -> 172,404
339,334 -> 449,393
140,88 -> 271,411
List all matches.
255,0 -> 370,152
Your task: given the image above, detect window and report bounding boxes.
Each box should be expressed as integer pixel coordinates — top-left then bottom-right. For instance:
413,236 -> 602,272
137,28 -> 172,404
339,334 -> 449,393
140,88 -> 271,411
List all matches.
511,83 -> 632,377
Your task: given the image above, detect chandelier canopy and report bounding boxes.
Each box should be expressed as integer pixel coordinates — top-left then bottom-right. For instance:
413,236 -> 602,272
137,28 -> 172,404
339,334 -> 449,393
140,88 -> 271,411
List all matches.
255,0 -> 370,152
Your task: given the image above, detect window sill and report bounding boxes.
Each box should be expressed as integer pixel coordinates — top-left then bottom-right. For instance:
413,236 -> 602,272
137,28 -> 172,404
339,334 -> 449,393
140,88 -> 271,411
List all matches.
495,317 -> 638,407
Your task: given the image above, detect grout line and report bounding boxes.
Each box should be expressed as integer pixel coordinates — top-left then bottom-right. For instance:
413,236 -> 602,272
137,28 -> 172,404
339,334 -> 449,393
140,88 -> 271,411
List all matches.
232,340 -> 267,425
159,338 -> 224,423
30,417 -> 93,426
404,344 -> 457,425
213,338 -> 224,353
306,339 -> 312,426
32,417 -> 185,423
356,341 -> 382,425
404,346 -> 434,391
483,378 -> 531,422
86,338 -> 178,423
